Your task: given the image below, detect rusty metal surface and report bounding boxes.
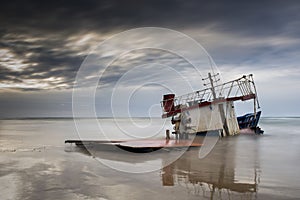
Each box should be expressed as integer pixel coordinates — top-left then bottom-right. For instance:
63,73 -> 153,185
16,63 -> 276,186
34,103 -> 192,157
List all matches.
65,139 -> 202,148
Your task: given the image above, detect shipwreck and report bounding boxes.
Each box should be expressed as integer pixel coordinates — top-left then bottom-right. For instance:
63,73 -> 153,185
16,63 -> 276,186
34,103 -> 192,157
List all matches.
161,73 -> 263,139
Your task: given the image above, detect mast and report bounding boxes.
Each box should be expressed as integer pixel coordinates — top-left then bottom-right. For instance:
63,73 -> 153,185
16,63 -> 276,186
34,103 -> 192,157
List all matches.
208,72 -> 217,100
206,72 -> 229,136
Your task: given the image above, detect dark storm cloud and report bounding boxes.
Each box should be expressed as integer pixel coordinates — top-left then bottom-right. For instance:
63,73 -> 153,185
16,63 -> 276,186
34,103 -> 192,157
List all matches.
0,32 -> 84,89
1,0 -> 299,36
0,0 -> 300,91
0,0 -> 299,117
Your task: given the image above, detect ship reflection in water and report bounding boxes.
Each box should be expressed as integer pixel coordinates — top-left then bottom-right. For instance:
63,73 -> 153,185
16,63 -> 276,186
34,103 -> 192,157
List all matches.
161,138 -> 260,199
68,135 -> 261,199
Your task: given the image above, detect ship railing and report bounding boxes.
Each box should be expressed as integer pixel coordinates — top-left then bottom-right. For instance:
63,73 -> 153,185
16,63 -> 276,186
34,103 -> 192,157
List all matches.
161,74 -> 258,114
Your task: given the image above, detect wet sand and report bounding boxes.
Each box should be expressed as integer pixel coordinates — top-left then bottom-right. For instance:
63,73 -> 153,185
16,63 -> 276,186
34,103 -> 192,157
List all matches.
0,118 -> 300,199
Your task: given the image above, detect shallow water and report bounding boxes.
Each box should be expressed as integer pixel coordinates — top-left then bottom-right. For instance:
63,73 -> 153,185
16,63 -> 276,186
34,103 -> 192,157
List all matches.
0,118 -> 300,199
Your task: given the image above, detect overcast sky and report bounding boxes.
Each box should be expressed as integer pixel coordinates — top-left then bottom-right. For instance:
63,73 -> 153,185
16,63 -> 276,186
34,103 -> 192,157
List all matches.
0,0 -> 300,118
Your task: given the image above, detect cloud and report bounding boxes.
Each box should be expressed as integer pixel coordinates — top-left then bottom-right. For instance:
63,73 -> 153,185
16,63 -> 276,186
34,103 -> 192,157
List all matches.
0,33 -> 86,90
0,0 -> 300,116
1,0 -> 300,91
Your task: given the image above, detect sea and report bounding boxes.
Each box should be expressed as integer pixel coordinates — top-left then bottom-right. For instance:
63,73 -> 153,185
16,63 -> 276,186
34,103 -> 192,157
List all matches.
0,117 -> 299,200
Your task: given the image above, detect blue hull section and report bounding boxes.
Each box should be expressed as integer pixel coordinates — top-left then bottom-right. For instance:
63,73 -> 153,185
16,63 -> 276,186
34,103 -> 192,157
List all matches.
237,111 -> 263,134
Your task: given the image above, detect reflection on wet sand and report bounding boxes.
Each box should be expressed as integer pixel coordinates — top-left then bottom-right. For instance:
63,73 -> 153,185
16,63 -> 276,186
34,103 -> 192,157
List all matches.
68,135 -> 260,199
